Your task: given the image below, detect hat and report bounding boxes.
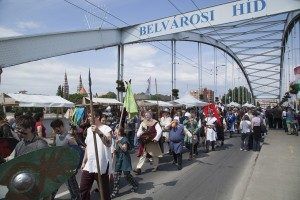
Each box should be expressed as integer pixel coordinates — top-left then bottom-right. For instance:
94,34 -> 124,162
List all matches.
105,106 -> 111,111
173,116 -> 180,122
163,108 -> 170,113
184,112 -> 191,118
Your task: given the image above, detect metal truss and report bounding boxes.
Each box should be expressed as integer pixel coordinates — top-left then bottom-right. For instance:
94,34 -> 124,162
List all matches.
202,12 -> 289,99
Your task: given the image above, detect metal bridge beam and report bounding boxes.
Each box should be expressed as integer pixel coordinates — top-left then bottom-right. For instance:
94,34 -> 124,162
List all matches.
0,29 -> 122,68
279,11 -> 300,99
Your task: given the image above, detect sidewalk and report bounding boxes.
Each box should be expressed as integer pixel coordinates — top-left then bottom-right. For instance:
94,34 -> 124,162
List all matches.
242,130 -> 300,200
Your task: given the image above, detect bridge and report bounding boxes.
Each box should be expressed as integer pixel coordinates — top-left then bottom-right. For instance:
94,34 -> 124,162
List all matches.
0,0 -> 299,101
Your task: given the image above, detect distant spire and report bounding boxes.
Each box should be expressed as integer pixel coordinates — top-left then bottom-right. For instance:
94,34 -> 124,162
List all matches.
63,71 -> 69,99
77,74 -> 83,93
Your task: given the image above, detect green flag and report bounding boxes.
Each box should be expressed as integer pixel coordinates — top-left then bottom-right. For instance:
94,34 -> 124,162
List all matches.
123,82 -> 138,118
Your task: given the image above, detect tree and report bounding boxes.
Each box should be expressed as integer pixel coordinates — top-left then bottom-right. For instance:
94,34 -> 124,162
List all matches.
199,94 -> 204,100
56,85 -> 63,97
116,80 -> 126,92
68,93 -> 84,104
172,89 -> 179,99
221,95 -> 225,104
256,101 -> 261,107
100,91 -> 117,99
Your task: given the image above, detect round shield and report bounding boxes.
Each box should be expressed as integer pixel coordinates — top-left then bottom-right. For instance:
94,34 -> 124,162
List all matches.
0,138 -> 18,158
0,146 -> 80,200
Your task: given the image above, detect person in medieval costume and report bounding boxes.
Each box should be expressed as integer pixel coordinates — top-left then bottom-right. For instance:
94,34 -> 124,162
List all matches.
134,111 -> 162,175
168,119 -> 192,170
80,110 -> 112,200
3,114 -> 49,199
183,114 -> 198,159
50,119 -> 81,200
160,108 -> 172,154
226,110 -> 236,138
111,126 -> 138,198
204,110 -> 217,152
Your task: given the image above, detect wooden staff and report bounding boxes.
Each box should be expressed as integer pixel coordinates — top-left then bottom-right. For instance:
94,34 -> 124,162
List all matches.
88,69 -> 106,200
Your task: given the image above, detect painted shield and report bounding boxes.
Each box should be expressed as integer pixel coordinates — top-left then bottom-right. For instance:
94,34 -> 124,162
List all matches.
0,138 -> 18,158
0,146 -> 80,200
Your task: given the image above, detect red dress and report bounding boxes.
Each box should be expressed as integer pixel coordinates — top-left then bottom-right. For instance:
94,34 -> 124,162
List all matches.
35,121 -> 46,138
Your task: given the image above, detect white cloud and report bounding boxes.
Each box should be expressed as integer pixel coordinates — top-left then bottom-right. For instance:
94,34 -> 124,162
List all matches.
0,58 -> 118,95
17,21 -> 40,30
0,41 -> 229,97
125,44 -> 158,61
0,27 -> 22,38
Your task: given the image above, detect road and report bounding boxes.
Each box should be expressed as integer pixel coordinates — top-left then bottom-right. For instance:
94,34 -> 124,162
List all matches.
55,134 -> 255,200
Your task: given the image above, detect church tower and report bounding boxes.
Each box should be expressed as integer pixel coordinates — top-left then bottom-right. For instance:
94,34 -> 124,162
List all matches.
77,74 -> 83,93
63,71 -> 69,99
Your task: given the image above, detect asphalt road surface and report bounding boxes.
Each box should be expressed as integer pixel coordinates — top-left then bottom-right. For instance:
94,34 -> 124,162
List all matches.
54,134 -> 255,200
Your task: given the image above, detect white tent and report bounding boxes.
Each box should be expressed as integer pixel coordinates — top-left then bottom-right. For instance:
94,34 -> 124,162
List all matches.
137,100 -> 182,107
83,97 -> 123,106
227,101 -> 241,108
144,100 -> 174,107
174,94 -> 208,107
242,103 -> 256,108
3,93 -> 74,107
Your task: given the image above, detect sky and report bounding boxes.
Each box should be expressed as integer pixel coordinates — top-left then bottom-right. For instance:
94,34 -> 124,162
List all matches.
0,0 -> 248,97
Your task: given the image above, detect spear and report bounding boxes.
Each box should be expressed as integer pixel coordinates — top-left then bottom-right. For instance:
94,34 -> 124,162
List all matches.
88,69 -> 106,200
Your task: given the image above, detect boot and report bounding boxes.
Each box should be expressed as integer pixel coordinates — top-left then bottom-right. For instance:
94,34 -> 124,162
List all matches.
126,173 -> 139,192
205,141 -> 210,153
172,152 -> 178,164
193,144 -> 198,156
212,141 -> 215,151
177,153 -> 182,170
111,172 -> 121,198
133,168 -> 141,175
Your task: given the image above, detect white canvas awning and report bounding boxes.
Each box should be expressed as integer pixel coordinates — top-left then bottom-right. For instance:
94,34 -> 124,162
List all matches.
174,94 -> 208,107
144,100 -> 174,107
227,102 -> 241,108
3,93 -> 74,107
137,100 -> 182,108
242,103 -> 256,108
84,97 -> 123,106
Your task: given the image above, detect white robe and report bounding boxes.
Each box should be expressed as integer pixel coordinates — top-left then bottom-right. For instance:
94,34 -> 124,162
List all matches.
205,117 -> 217,141
83,125 -> 113,174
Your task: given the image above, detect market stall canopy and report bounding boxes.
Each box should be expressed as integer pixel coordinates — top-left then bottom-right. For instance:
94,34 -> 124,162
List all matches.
227,101 -> 241,108
174,94 -> 209,107
137,100 -> 182,108
242,103 -> 256,108
83,97 -> 123,106
2,93 -> 74,107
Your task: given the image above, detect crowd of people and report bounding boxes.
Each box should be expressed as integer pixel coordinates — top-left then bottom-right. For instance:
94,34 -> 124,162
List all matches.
0,103 -> 298,200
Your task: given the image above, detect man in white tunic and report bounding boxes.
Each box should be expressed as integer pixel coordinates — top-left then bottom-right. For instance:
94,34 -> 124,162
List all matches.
205,111 -> 217,152
80,110 -> 112,200
134,111 -> 162,175
160,108 -> 172,154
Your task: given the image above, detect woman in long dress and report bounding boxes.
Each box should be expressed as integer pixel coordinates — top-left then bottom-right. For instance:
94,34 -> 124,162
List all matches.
205,111 -> 217,152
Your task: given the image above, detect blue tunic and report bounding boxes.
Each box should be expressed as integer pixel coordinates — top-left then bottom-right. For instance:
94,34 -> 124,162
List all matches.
169,125 -> 185,154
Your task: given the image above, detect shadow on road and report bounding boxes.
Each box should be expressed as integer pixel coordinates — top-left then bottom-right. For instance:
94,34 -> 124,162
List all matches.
135,181 -> 155,194
163,180 -> 178,187
126,197 -> 154,200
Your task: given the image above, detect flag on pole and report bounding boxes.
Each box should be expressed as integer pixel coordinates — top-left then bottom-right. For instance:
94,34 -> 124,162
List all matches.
124,82 -> 138,119
145,76 -> 151,95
